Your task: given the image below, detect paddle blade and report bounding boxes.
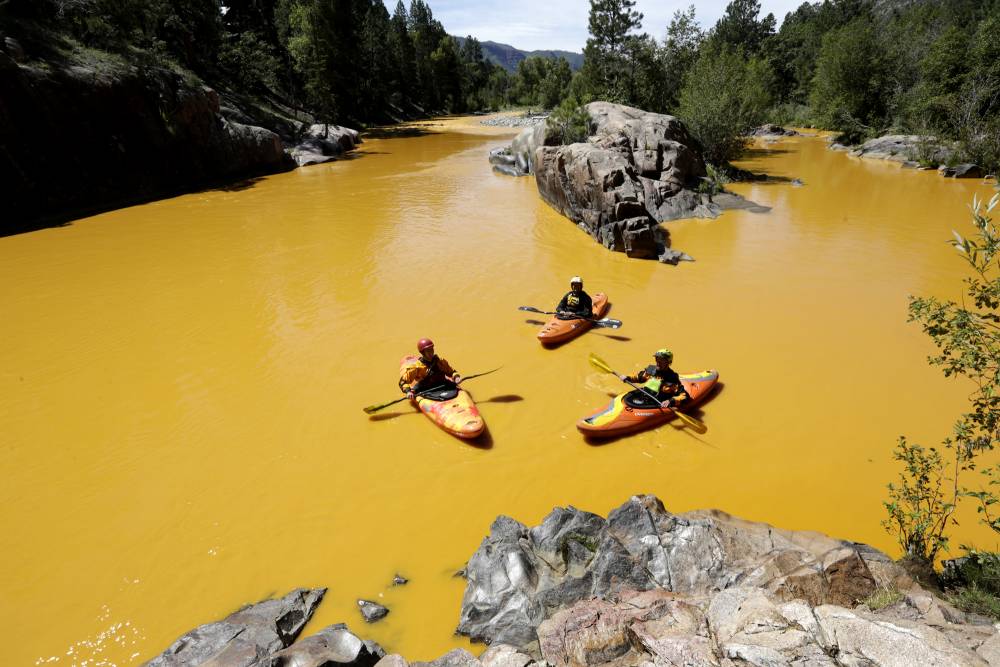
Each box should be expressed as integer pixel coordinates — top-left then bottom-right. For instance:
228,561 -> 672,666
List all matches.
588,353 -> 616,375
518,306 -> 545,314
363,395 -> 407,414
673,409 -> 707,434
593,318 -> 623,329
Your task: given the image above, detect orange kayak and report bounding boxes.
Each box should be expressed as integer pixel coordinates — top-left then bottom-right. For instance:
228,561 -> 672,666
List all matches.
538,293 -> 609,346
577,370 -> 719,438
399,355 -> 485,439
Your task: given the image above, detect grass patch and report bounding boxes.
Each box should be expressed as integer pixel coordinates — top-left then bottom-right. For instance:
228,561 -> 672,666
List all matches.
940,550 -> 1000,619
861,584 -> 904,610
949,584 -> 1000,619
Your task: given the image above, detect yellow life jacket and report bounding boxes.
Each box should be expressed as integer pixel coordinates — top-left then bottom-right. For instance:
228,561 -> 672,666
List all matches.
641,365 -> 663,393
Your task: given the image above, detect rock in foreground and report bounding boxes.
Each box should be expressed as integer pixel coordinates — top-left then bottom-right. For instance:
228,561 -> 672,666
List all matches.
456,495 -> 891,649
144,587 -> 326,666
449,495 -> 1000,666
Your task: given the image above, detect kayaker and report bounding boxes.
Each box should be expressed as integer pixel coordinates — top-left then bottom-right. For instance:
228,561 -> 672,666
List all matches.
619,349 -> 689,408
399,338 -> 462,401
555,276 -> 593,320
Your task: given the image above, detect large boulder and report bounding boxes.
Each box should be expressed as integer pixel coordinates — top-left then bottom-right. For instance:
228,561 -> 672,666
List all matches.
529,102 -> 716,263
456,495 -> 892,651
843,134 -> 956,166
143,588 -> 326,666
290,123 -> 362,167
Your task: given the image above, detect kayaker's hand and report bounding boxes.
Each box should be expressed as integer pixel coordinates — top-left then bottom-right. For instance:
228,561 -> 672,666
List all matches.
453,374 -> 463,385
406,390 -> 415,401
617,373 -> 627,381
661,400 -> 673,409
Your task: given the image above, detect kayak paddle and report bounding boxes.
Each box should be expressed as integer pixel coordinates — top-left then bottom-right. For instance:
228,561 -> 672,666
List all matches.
362,367 -> 502,414
517,306 -> 622,329
587,353 -> 707,434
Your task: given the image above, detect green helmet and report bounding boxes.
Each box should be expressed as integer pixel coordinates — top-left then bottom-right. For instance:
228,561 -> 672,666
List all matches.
654,348 -> 673,363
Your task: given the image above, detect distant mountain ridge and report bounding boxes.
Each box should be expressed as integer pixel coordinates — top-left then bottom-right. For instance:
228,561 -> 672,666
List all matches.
453,37 -> 583,72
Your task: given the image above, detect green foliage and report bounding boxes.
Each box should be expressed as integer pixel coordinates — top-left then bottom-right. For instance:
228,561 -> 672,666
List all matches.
944,550 -> 1000,594
511,56 -> 572,109
709,0 -> 775,56
580,0 -> 644,103
546,97 -> 593,145
949,584 -> 1000,619
677,46 -> 773,165
884,193 -> 1000,565
657,6 -> 703,111
861,583 -> 904,611
697,163 -> 730,199
809,18 -> 891,138
768,102 -> 812,128
942,549 -> 1000,620
882,437 -> 958,563
219,30 -> 281,91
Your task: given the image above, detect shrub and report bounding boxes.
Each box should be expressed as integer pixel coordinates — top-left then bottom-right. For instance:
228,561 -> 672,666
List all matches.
677,46 -> 773,165
884,193 -> 1000,565
547,96 -> 593,145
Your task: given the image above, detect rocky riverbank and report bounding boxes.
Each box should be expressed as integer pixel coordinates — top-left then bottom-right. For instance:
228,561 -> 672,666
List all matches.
1,32 -> 361,235
143,495 -> 1000,667
828,134 -> 992,179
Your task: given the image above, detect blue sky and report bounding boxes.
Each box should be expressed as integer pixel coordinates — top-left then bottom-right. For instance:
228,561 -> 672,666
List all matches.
382,1 -> 807,52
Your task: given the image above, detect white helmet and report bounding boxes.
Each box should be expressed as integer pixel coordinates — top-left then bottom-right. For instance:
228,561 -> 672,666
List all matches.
570,276 -> 583,285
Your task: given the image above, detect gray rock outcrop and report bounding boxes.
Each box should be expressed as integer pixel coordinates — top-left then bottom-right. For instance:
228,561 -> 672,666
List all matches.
290,124 -> 362,167
533,102 -> 713,262
495,102 -> 756,262
143,587 -> 326,666
456,495 -> 892,649
270,623 -> 385,667
834,134 -> 961,170
1,52 -> 296,233
942,163 -> 984,179
752,123 -> 799,137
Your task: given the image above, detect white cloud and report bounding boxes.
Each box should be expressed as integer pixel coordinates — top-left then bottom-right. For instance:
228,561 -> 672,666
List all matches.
383,0 -> 809,52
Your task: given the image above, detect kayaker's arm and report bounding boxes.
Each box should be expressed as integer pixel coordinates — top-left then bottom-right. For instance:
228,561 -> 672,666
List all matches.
399,364 -> 427,398
437,357 -> 461,384
619,369 -> 647,383
555,292 -> 570,315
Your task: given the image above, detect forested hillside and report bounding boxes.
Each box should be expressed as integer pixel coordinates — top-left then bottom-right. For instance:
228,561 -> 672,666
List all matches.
561,0 -> 1000,171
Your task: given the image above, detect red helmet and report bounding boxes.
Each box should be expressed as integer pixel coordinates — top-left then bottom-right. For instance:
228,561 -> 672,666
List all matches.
417,338 -> 434,352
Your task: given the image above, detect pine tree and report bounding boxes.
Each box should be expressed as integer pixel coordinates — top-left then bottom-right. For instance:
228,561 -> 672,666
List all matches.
711,0 -> 775,55
388,0 -> 416,107
580,0 -> 644,103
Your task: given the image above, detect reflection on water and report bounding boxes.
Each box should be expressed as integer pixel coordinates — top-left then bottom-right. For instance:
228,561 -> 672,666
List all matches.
1,116 -> 998,665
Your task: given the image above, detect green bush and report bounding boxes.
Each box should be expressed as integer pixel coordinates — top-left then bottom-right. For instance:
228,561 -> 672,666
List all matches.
677,46 -> 773,165
768,102 -> 813,128
884,193 -> 1000,565
546,97 -> 593,145
809,18 -> 891,138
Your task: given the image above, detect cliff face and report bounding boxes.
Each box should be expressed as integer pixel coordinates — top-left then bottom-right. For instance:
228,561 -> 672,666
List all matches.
0,43 -> 291,234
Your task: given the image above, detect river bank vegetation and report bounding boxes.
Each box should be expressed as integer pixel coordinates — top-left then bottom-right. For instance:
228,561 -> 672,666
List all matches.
882,193 -> 1000,616
565,0 -> 1000,171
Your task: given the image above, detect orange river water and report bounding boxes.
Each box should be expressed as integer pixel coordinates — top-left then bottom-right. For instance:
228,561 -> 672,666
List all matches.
2,114 -> 999,666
